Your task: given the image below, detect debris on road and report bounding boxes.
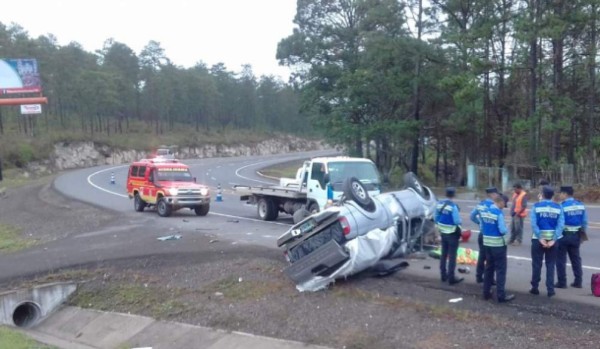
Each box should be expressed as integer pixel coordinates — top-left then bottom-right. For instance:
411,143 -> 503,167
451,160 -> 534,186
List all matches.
458,266 -> 470,274
423,265 -> 431,269
448,297 -> 463,303
157,234 -> 182,241
209,239 -> 219,243
227,219 -> 240,223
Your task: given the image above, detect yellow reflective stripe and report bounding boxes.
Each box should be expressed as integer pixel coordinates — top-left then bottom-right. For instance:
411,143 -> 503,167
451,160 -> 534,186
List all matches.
535,207 -> 561,214
437,223 -> 456,234
483,235 -> 506,247
540,230 -> 554,240
564,225 -> 581,232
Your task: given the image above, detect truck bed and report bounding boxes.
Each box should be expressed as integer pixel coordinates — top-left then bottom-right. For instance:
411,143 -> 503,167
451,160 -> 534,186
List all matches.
233,184 -> 307,200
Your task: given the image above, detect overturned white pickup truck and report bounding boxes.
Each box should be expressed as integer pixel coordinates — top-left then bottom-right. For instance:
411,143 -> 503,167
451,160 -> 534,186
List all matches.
277,173 -> 437,292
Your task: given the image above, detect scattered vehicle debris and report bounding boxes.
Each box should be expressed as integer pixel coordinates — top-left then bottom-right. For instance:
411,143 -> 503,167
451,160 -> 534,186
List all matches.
277,172 -> 437,292
448,298 -> 463,303
157,234 -> 182,241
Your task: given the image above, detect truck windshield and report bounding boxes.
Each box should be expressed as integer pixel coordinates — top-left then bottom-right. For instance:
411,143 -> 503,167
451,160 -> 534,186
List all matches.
327,162 -> 380,190
156,168 -> 193,182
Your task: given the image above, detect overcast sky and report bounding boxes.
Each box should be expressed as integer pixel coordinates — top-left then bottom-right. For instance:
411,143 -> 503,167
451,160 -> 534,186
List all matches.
0,0 -> 296,80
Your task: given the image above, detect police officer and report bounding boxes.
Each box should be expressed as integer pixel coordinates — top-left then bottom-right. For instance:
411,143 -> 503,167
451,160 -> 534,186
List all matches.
530,186 -> 564,297
435,187 -> 463,285
555,185 -> 587,289
470,187 -> 499,284
481,195 -> 515,302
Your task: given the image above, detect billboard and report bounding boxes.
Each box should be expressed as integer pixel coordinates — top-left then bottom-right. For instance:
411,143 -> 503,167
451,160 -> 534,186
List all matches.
0,59 -> 42,94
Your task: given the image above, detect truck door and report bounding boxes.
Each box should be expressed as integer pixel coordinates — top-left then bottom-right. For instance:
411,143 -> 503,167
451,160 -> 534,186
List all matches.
307,162 -> 327,210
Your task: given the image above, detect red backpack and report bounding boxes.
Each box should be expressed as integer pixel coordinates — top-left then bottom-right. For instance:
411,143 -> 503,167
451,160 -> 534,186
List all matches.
592,273 -> 600,297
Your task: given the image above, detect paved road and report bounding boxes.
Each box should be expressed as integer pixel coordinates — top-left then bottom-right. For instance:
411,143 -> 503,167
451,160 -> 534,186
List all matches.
45,151 -> 600,305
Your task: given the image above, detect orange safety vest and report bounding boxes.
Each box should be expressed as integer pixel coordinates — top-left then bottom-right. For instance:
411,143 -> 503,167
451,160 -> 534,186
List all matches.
512,191 -> 528,217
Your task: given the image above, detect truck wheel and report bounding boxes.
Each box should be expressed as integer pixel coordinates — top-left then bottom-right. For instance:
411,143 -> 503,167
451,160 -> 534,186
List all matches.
194,204 -> 210,216
157,198 -> 172,217
134,193 -> 146,212
307,202 -> 319,214
293,208 -> 309,224
344,177 -> 375,211
403,172 -> 430,200
257,197 -> 278,221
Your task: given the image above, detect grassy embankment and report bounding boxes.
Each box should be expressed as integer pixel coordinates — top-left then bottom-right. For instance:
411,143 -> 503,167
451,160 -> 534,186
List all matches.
0,326 -> 56,349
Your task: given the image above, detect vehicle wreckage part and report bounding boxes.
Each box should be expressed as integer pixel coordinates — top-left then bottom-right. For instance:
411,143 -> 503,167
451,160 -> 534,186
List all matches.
343,177 -> 375,212
284,240 -> 350,284
288,221 -> 346,262
295,225 -> 399,292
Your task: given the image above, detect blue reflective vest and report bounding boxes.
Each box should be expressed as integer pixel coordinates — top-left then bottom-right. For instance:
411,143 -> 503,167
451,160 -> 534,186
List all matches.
531,200 -> 564,240
435,199 -> 460,234
470,198 -> 493,226
561,198 -> 587,232
480,204 -> 507,247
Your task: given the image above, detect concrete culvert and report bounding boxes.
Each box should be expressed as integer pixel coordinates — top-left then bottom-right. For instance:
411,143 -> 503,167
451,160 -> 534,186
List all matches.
12,302 -> 41,328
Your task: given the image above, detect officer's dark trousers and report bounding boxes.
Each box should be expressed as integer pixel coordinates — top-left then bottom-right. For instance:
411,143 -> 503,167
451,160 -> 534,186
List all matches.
476,232 -> 485,282
483,245 -> 507,300
531,239 -> 557,293
556,233 -> 582,286
440,232 -> 460,281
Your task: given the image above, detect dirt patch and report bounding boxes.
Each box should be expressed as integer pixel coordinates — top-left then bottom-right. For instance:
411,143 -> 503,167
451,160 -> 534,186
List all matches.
2,182 -> 600,349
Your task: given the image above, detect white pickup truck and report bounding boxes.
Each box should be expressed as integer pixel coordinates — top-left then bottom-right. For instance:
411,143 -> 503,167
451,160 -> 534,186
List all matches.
235,156 -> 381,222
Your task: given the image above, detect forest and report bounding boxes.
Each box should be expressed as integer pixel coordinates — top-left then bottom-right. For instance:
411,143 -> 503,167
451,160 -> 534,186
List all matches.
1,0 -> 599,186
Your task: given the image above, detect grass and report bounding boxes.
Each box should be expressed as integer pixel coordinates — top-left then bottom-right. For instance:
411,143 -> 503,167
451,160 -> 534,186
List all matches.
257,159 -> 305,179
0,326 -> 57,349
202,276 -> 288,301
70,283 -> 188,319
0,223 -> 37,253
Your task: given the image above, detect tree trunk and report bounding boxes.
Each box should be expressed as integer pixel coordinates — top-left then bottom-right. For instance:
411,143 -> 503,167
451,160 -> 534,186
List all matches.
410,0 -> 424,175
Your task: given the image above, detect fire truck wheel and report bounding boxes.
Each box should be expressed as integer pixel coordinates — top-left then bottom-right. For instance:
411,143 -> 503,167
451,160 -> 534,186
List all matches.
134,193 -> 146,212
157,197 -> 173,217
194,204 -> 210,216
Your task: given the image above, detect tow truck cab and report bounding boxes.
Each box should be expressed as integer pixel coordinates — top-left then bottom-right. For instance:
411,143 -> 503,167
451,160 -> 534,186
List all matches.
126,158 -> 210,217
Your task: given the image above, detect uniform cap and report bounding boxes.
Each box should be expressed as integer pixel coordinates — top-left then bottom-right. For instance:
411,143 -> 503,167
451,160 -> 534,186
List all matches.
485,187 -> 498,194
445,187 -> 456,198
513,182 -> 522,189
542,185 -> 554,198
560,185 -> 574,196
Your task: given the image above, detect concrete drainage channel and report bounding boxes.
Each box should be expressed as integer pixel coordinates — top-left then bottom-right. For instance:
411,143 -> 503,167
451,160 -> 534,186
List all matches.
0,282 -> 77,328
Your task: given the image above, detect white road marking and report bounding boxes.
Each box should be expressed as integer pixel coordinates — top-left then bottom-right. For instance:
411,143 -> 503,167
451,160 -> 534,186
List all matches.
235,160 -> 278,185
506,254 -> 600,271
208,212 -> 290,226
87,166 -> 129,198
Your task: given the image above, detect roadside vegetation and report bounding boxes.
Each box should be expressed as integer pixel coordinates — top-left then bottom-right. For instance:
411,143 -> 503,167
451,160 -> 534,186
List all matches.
0,223 -> 36,253
0,326 -> 56,349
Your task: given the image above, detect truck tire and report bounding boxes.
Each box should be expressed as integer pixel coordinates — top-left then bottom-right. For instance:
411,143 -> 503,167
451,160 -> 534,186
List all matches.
307,202 -> 319,214
403,172 -> 430,200
134,193 -> 146,212
344,177 -> 375,211
157,197 -> 172,217
293,208 -> 309,224
257,197 -> 278,221
194,204 -> 210,216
